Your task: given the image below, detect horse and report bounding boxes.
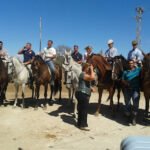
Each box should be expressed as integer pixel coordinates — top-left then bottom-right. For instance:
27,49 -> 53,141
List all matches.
9,57 -> 34,108
87,54 -> 117,116
0,58 -> 8,105
31,55 -> 62,109
111,55 -> 129,108
142,53 -> 150,118
62,50 -> 82,117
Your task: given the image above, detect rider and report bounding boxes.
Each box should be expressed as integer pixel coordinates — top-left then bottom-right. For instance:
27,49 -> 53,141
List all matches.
84,46 -> 93,62
18,43 -> 35,88
127,40 -> 144,66
0,41 -> 9,67
42,40 -> 56,85
71,45 -> 82,64
105,39 -> 118,63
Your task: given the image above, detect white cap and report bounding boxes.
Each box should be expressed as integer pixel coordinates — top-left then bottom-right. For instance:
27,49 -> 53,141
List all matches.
107,39 -> 114,44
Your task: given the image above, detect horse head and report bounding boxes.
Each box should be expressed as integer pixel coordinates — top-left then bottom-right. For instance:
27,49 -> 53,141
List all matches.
64,49 -> 72,65
31,55 -> 42,71
86,54 -> 96,67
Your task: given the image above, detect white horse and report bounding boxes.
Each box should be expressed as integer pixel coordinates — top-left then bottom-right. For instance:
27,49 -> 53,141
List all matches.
62,50 -> 82,117
9,57 -> 33,108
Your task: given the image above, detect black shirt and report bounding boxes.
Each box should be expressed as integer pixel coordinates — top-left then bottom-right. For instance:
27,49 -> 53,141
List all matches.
71,52 -> 82,62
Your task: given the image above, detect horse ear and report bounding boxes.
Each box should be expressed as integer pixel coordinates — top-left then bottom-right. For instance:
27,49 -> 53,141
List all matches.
65,50 -> 67,55
69,50 -> 71,55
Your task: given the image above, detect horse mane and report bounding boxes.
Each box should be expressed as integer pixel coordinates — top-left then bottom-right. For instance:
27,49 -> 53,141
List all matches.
34,55 -> 46,64
114,55 -> 127,61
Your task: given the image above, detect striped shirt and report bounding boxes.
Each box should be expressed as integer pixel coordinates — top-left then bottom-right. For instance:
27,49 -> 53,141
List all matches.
122,67 -> 141,89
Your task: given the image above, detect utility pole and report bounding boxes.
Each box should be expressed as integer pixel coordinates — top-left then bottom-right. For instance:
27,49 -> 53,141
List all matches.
135,7 -> 144,48
39,17 -> 42,52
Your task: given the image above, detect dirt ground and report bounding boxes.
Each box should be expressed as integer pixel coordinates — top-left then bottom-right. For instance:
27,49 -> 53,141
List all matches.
0,83 -> 149,150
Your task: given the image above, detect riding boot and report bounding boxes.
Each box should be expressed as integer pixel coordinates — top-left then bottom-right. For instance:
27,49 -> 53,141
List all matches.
131,111 -> 137,126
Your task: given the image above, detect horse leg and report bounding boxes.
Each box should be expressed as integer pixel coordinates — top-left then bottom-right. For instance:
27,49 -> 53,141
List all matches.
43,83 -> 48,109
95,87 -> 103,116
117,87 -> 121,111
35,85 -> 40,110
58,82 -> 62,102
67,88 -> 72,105
49,84 -> 53,105
109,87 -> 115,117
31,86 -> 34,99
21,83 -> 26,108
144,94 -> 149,118
72,90 -> 78,118
13,83 -> 19,108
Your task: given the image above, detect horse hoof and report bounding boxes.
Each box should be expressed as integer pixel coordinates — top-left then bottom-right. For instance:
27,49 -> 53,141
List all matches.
49,100 -> 53,106
43,106 -> 47,110
21,104 -> 25,109
72,113 -> 76,118
94,112 -> 99,116
13,106 -> 17,109
34,107 -> 38,111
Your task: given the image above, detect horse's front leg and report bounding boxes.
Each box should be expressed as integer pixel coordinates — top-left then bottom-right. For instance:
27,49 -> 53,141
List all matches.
49,84 -> 54,105
13,83 -> 19,108
95,87 -> 103,116
34,84 -> 40,110
43,83 -> 48,109
67,88 -> 72,105
58,82 -> 62,102
72,90 -> 78,118
21,83 -> 26,108
144,94 -> 150,118
109,87 -> 115,116
117,86 -> 121,111
31,85 -> 34,99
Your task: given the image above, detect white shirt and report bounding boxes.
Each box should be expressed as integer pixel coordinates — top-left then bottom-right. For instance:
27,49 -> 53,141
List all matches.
84,51 -> 92,62
42,47 -> 56,61
105,47 -> 118,58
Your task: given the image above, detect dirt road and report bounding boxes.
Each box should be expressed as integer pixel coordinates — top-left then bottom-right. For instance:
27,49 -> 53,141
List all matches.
0,84 -> 149,150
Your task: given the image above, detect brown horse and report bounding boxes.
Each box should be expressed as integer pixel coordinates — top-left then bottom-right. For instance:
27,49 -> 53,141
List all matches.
31,55 -> 62,109
87,54 -> 115,116
142,53 -> 150,118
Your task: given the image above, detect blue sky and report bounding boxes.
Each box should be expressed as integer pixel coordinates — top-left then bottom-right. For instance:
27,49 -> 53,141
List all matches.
0,0 -> 150,57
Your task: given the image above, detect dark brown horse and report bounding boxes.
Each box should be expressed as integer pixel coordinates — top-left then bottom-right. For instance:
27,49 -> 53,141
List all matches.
142,53 -> 150,118
111,55 -> 129,108
31,55 -> 62,109
0,58 -> 8,105
87,54 -> 116,116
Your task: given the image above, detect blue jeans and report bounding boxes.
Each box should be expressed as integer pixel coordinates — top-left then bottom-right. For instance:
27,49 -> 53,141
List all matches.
123,88 -> 140,113
46,60 -> 55,84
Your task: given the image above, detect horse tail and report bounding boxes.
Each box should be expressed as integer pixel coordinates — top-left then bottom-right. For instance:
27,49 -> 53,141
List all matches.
53,79 -> 60,95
